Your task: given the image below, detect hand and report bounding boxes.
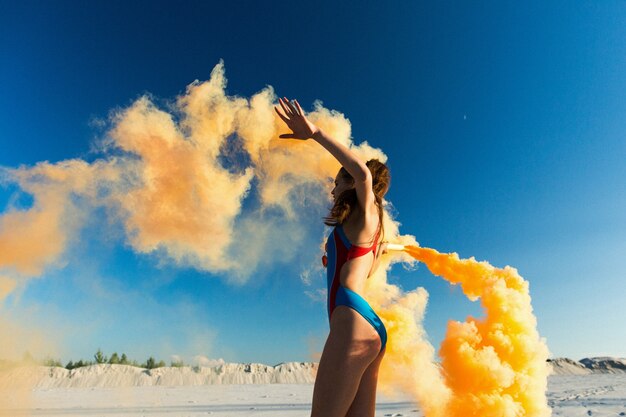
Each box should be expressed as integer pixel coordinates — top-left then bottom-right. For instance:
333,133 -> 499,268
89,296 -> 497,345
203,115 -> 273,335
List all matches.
380,241 -> 389,255
274,97 -> 320,140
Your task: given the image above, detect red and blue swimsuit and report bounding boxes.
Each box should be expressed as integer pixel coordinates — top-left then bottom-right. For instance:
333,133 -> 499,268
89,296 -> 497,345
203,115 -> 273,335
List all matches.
323,224 -> 388,352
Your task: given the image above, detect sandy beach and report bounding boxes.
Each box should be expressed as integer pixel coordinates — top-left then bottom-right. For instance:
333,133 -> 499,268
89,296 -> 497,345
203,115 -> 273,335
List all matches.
1,372 -> 625,416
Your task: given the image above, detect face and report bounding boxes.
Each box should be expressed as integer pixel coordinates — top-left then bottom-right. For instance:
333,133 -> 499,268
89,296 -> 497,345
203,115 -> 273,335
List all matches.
331,172 -> 354,201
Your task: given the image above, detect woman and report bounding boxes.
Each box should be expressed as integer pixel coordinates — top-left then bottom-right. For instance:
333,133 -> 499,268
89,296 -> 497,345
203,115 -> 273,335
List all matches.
275,97 -> 391,417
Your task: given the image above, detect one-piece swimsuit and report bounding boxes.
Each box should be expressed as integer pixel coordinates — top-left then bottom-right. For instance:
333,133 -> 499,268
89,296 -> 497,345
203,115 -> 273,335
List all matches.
322,224 -> 387,352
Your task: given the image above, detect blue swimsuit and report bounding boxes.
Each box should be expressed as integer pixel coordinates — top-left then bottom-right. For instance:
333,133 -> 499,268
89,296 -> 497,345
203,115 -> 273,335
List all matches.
323,224 -> 388,352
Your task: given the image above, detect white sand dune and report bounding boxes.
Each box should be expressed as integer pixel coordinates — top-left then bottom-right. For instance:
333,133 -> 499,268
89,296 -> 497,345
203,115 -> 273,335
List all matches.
1,358 -> 625,416
549,358 -> 595,375
1,357 -> 623,390
548,357 -> 626,376
0,362 -> 317,389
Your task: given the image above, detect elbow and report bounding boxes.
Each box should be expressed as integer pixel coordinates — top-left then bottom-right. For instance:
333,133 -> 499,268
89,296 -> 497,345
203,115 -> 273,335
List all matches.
352,165 -> 371,183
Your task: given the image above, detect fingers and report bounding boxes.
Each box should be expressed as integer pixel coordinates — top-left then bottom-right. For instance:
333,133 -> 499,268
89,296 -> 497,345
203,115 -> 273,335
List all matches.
294,99 -> 305,116
278,98 -> 293,118
277,97 -> 303,118
282,97 -> 300,116
274,106 -> 290,124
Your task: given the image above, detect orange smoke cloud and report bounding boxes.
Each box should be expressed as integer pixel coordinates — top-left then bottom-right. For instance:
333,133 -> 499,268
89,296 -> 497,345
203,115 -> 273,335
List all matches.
0,158 -> 124,283
99,64 -> 385,280
368,243 -> 551,416
0,59 -> 386,293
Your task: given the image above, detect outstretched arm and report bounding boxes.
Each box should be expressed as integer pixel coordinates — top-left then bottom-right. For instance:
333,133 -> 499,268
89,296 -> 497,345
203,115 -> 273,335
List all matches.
311,128 -> 369,183
274,97 -> 375,209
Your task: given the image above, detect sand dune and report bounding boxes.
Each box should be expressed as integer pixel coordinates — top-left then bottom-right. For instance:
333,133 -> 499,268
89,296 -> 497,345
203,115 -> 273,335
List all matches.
1,357 -> 624,390
548,357 -> 626,375
0,362 -> 317,389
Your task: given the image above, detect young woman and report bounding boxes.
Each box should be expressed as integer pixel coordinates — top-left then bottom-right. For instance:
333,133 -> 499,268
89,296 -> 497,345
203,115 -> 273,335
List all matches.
275,97 -> 391,417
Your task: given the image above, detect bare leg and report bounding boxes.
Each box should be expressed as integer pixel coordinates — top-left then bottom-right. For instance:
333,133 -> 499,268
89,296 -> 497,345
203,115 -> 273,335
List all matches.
345,346 -> 386,417
310,306 -> 382,417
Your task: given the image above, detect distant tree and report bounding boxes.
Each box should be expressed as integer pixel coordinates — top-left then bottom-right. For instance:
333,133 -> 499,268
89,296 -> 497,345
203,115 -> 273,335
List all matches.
42,357 -> 62,367
157,360 -> 166,368
66,360 -> 74,370
75,360 -> 85,368
120,353 -> 129,365
109,352 -> 120,364
144,357 -> 157,369
171,359 -> 184,367
94,349 -> 107,364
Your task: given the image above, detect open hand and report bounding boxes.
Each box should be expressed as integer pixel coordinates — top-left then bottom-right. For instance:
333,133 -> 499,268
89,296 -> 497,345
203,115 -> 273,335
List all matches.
274,97 -> 320,140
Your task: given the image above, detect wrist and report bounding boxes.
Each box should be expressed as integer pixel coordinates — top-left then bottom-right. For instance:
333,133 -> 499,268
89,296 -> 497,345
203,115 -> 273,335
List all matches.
311,127 -> 324,141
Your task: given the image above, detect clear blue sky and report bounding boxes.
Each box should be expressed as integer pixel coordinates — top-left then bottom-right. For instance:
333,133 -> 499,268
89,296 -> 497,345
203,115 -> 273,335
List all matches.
1,0 -> 625,365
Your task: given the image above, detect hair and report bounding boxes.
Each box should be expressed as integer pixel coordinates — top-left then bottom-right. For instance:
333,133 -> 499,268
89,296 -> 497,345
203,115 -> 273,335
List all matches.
323,159 -> 390,241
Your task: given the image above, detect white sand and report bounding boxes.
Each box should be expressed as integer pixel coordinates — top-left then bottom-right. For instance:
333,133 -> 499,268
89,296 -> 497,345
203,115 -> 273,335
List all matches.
547,374 -> 626,417
1,375 -> 625,416
2,384 -> 419,417
0,363 -> 318,389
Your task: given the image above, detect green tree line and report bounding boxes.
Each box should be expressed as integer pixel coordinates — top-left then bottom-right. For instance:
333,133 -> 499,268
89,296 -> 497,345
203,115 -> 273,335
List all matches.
38,349 -> 184,370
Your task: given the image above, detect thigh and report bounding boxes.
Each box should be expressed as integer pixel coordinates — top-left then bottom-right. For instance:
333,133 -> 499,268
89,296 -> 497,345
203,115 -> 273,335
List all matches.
311,307 -> 382,417
330,305 -> 382,353
345,346 -> 386,417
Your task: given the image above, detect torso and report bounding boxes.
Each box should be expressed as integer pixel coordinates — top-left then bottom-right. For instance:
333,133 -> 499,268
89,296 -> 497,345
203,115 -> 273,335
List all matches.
334,204 -> 381,294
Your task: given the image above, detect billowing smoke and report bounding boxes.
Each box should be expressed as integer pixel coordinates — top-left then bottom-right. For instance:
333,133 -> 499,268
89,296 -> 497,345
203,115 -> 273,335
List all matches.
0,59 -> 386,294
0,60 -> 549,415
367,244 -> 551,416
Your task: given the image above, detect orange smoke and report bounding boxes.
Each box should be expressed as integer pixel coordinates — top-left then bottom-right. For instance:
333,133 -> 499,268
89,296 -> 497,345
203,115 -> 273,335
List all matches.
0,60 -> 387,296
376,244 -> 551,416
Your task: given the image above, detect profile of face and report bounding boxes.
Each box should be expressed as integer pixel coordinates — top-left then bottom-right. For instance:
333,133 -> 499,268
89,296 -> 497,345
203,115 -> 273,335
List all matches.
331,172 -> 355,202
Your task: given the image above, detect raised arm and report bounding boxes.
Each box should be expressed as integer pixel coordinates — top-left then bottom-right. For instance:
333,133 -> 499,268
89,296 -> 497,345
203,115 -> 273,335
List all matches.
311,128 -> 375,210
311,128 -> 369,183
274,97 -> 375,210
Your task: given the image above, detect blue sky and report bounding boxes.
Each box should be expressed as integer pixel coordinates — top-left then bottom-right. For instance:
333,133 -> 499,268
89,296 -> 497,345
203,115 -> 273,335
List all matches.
1,0 -> 625,365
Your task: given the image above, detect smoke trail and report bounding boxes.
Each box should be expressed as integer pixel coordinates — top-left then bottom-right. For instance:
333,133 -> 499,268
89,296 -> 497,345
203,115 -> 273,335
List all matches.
383,245 -> 551,416
359,214 -> 453,417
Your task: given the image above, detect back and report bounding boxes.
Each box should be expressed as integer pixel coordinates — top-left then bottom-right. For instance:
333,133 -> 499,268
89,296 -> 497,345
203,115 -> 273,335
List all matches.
324,219 -> 382,319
